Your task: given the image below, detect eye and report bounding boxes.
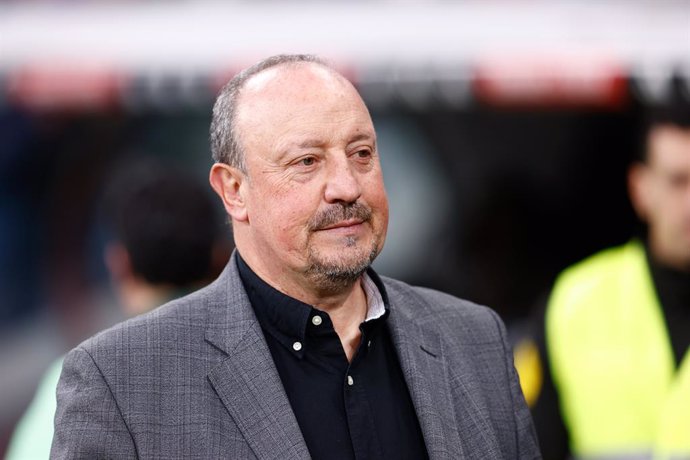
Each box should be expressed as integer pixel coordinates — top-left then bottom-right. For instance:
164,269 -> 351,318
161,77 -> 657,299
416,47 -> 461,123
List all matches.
356,149 -> 372,159
300,157 -> 316,166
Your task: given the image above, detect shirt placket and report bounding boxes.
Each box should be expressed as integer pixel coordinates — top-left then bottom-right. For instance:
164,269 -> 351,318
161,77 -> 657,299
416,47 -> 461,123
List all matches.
342,328 -> 384,460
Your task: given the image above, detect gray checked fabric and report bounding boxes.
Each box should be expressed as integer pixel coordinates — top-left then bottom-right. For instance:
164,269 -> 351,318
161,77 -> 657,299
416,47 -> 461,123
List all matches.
51,251 -> 541,459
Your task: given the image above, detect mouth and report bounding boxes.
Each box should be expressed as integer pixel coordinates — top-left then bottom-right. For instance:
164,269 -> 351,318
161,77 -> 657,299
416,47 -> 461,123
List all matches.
317,219 -> 365,231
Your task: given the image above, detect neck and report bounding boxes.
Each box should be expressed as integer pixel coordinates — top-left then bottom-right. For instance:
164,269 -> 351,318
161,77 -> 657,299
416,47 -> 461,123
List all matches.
648,238 -> 690,273
314,278 -> 368,362
272,265 -> 370,362
237,247 -> 369,361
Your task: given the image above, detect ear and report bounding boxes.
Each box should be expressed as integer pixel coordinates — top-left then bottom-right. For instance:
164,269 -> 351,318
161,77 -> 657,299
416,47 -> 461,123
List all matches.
628,162 -> 650,222
209,162 -> 249,222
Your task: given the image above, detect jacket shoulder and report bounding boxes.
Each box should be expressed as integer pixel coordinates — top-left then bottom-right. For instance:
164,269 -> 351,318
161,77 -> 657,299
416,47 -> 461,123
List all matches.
75,284 -> 213,364
382,275 -> 495,316
381,276 -> 504,341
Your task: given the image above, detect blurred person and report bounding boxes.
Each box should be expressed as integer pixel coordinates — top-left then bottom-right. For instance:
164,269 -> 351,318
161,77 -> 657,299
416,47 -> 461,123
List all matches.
52,54 -> 540,459
523,99 -> 690,459
5,158 -> 221,460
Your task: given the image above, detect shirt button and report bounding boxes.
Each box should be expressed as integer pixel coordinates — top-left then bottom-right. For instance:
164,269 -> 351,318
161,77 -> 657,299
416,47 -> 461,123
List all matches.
367,340 -> 372,348
347,375 -> 354,386
311,315 -> 322,326
292,341 -> 302,351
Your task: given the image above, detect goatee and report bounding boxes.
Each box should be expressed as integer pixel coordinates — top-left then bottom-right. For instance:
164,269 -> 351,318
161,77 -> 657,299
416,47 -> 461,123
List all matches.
305,202 -> 380,292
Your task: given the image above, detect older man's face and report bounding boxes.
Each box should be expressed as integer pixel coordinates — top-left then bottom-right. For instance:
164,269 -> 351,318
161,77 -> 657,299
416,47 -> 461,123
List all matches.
235,64 -> 388,290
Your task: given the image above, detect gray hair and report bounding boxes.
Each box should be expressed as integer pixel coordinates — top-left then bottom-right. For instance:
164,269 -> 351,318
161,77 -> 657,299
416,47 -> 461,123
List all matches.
209,54 -> 328,171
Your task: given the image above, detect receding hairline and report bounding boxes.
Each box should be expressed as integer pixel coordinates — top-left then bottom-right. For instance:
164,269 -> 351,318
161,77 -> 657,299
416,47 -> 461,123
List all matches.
232,61 -> 364,160
237,60 -> 352,107
210,54 -> 360,170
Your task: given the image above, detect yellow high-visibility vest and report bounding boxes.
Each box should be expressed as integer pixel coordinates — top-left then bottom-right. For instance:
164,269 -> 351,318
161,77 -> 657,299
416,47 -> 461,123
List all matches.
546,240 -> 690,459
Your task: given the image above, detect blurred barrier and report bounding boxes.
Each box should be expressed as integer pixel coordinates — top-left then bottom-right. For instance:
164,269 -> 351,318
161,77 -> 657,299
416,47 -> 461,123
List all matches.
1,1 -> 688,111
2,62 -> 689,112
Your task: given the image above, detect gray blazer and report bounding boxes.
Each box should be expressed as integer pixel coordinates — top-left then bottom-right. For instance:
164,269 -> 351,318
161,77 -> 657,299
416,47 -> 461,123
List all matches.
52,254 -> 540,459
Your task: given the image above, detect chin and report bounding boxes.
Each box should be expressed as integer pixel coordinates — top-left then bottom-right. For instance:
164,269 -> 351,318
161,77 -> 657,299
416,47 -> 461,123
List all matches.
316,247 -> 372,268
307,241 -> 379,280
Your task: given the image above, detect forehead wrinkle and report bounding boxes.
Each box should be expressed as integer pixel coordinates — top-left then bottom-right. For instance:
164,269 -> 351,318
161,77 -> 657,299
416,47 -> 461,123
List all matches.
256,107 -> 373,143
295,139 -> 326,149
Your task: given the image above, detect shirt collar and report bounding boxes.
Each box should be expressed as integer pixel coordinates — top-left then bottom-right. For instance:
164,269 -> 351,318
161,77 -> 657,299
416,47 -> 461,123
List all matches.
362,271 -> 386,322
236,252 -> 390,356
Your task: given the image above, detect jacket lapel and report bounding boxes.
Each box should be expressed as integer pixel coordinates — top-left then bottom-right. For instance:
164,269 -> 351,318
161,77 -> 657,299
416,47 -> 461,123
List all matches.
202,256 -> 502,459
387,304 -> 465,459
204,254 -> 310,460
387,283 -> 504,460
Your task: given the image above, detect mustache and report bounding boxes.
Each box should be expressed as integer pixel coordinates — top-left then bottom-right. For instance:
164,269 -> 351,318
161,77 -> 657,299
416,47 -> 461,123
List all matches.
308,202 -> 372,231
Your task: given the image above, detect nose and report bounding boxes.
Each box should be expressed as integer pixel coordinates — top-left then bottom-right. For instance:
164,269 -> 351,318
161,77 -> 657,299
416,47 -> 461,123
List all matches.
323,156 -> 362,204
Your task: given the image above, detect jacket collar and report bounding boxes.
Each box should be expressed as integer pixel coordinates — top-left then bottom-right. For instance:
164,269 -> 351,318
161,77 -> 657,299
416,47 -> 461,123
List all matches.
203,252 -> 499,460
204,252 -> 310,459
384,278 -> 504,459
384,285 -> 462,459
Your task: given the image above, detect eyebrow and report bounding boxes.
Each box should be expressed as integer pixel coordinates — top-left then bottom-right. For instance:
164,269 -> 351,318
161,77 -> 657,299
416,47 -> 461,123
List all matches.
295,132 -> 376,150
347,132 -> 376,147
277,132 -> 377,161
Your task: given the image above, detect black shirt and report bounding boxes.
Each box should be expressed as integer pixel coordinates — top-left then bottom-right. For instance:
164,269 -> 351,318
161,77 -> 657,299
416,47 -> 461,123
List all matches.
236,254 -> 428,460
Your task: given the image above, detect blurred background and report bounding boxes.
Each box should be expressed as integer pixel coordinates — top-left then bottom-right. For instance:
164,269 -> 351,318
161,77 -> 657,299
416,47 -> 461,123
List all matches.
0,0 -> 689,456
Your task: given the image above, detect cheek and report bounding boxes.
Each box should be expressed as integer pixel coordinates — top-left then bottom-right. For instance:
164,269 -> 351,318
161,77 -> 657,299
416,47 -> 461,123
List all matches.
651,202 -> 683,237
260,187 -> 317,242
657,190 -> 685,220
373,195 -> 389,229
363,176 -> 389,239
367,175 -> 389,217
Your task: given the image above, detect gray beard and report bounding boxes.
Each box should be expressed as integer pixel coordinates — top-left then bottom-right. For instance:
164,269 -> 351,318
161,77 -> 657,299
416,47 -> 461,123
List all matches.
305,238 -> 380,293
304,201 -> 381,292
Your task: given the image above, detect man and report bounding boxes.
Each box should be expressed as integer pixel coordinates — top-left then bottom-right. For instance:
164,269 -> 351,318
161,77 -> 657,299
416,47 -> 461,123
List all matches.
52,54 -> 539,459
530,101 -> 690,459
6,159 -> 221,460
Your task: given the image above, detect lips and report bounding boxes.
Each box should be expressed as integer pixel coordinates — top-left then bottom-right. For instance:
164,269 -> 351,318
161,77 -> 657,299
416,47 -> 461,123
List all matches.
317,219 -> 365,231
